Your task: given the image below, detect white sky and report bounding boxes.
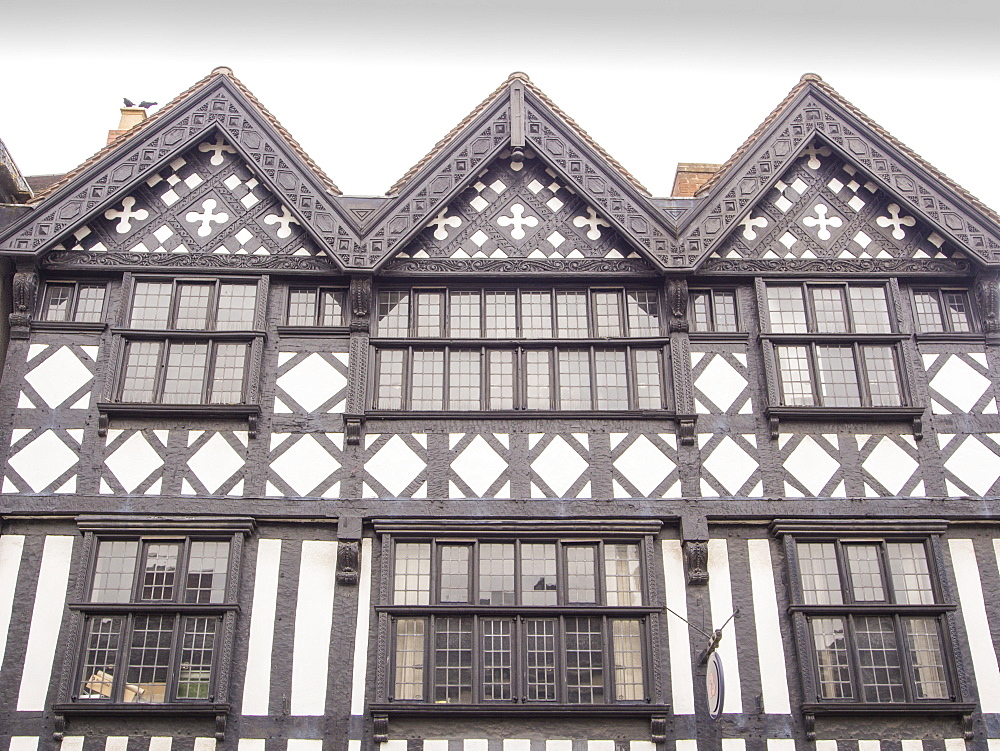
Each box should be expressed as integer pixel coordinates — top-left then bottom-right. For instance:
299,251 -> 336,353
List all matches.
3,1 -> 999,210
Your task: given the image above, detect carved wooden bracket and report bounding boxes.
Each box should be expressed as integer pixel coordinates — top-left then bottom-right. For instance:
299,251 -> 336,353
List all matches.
215,713 -> 227,741
677,417 -> 696,446
337,540 -> 360,585
344,413 -> 366,446
650,716 -> 667,744
10,267 -> 38,339
666,277 -> 689,332
683,540 -> 709,584
804,711 -> 816,741
350,275 -> 373,332
975,270 -> 1000,336
373,713 -> 389,744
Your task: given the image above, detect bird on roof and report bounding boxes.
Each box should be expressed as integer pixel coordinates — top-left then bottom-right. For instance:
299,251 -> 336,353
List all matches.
123,98 -> 135,107
139,101 -> 158,109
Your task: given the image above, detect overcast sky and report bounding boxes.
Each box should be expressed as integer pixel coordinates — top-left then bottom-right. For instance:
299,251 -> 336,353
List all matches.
3,1 -> 998,209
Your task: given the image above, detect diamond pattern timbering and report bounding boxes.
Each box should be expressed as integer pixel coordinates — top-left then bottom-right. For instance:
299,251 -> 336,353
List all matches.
183,430 -> 248,496
698,433 -> 763,497
3,428 -> 81,493
707,138 -> 964,263
100,429 -> 169,495
21,343 -> 97,411
267,432 -> 345,498
939,433 -> 1000,497
45,137 -> 324,260
923,352 -> 999,415
448,433 -> 512,498
779,433 -> 847,498
610,433 -> 681,499
682,87 -> 1000,266
274,351 -> 349,414
2,78 -> 357,262
691,351 -> 752,415
395,150 -> 641,261
529,433 -> 592,498
856,434 -> 925,497
362,434 -> 428,498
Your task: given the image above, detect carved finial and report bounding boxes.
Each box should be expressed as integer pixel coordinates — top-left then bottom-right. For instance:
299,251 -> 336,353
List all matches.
507,71 -> 531,82
212,66 -> 235,77
800,72 -> 823,83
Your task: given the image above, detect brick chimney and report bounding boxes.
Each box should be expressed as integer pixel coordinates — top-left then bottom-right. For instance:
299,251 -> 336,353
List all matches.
671,163 -> 722,198
107,106 -> 148,145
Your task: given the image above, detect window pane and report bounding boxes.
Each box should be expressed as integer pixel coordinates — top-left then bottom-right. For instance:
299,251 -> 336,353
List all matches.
855,615 -> 905,702
556,292 -> 588,337
415,291 -> 444,337
92,540 -> 139,603
76,284 -> 106,322
522,292 -> 553,338
161,342 -> 208,404
125,614 -> 174,703
913,292 -> 944,332
605,544 -> 642,606
566,545 -> 597,604
175,283 -> 212,329
434,616 -> 472,703
141,543 -> 180,601
690,292 -> 711,332
210,343 -> 247,404
767,286 -> 807,333
177,616 -> 216,699
521,543 -> 557,606
216,283 -> 257,330
593,291 -> 622,337
887,542 -> 934,605
79,615 -> 124,699
849,287 -> 891,333
131,281 -> 172,328
810,617 -> 853,699
485,292 -> 517,338
525,350 -> 552,409
797,542 -> 843,605
394,618 -> 426,700
817,346 -> 861,407
811,287 -> 848,333
558,350 -> 591,409
633,350 -> 662,409
42,284 -> 73,321
904,617 -> 949,699
482,618 -> 513,701
627,290 -> 660,335
448,350 -> 481,410
121,341 -> 163,402
846,544 -> 886,602
565,616 -> 604,703
378,291 -> 410,336
862,346 -> 901,407
186,541 -> 230,603
439,545 -> 470,603
319,290 -> 346,326
487,350 -> 514,410
595,350 -> 628,409
612,619 -> 644,701
449,291 -> 481,337
776,345 -> 815,406
525,618 -> 557,701
393,542 -> 430,605
287,289 -> 316,325
713,291 -> 738,332
376,349 -> 405,409
943,291 -> 971,332
479,543 -> 514,605
411,351 -> 444,410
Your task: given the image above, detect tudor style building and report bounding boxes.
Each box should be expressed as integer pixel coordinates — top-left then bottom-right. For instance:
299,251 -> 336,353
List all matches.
1,68 -> 1000,751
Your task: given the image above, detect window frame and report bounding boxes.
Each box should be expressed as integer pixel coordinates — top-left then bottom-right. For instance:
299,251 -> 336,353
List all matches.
372,520 -> 668,718
772,520 -> 974,734
55,516 -> 253,726
282,285 -> 350,329
910,287 -> 978,335
33,280 -> 108,328
689,288 -> 741,333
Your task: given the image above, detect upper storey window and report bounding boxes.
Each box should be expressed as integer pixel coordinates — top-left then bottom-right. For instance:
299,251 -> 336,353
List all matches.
371,287 -> 668,413
286,287 -> 348,327
689,289 -> 739,332
911,289 -> 974,333
38,282 -> 107,323
763,282 -> 904,408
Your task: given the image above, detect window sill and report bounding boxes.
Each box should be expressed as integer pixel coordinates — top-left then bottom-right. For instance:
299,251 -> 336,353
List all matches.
914,331 -> 986,343
365,409 -> 675,420
30,321 -> 107,333
97,403 -> 261,438
765,405 -> 924,440
277,325 -> 350,336
370,703 -> 671,743
53,702 -> 231,741
688,331 -> 750,342
801,701 -> 976,741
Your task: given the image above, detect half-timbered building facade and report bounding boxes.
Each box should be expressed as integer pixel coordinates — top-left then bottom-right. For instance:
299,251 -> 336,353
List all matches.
1,68 -> 1000,751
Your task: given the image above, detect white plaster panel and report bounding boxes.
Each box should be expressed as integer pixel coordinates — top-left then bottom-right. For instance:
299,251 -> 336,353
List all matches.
702,436 -> 758,495
290,541 -> 337,715
365,435 -> 425,496
287,742 -> 321,751
187,433 -> 245,494
661,540 -> 694,714
614,435 -> 677,497
192,740 -> 216,751
531,435 -> 587,496
707,539 -> 742,713
8,430 -> 78,492
270,434 -> 341,496
58,738 -> 84,751
748,540 -> 791,713
350,538 -> 373,715
242,539 -> 282,715
149,739 -> 172,751
451,435 -> 507,496
104,432 -> 164,493
275,352 -> 348,412
105,738 -> 128,751
861,437 -> 918,495
9,740 -> 38,751
238,742 -> 264,751
944,436 -> 1000,496
949,539 -> 1000,712
0,535 -> 25,669
783,436 -> 839,496
694,354 -> 747,413
929,354 -> 992,413
17,535 -> 74,711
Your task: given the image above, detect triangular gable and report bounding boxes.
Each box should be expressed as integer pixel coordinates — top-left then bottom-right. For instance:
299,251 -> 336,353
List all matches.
706,136 -> 965,264
366,74 -> 673,271
0,69 -> 358,268
682,75 -> 1000,268
389,146 -> 651,265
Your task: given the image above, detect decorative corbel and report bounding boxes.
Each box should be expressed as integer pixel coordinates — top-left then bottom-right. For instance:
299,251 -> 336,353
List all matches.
350,275 -> 373,333
975,270 -> 1000,338
52,714 -> 66,742
10,264 -> 38,339
677,417 -> 696,447
768,416 -> 780,440
650,716 -> 667,744
683,540 -> 709,584
804,711 -> 816,742
215,713 -> 227,741
344,413 -> 366,446
666,277 -> 689,332
373,713 -> 389,744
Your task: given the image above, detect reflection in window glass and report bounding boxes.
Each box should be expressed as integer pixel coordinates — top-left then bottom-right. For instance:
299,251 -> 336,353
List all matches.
411,351 -> 444,410
776,345 -> 815,406
434,617 -> 473,703
521,543 -> 557,605
626,290 -> 660,335
141,543 -> 180,601
525,618 -> 557,701
565,616 -> 603,703
394,618 -> 425,700
479,543 -> 515,605
121,341 -> 163,402
612,619 -> 644,700
448,350 -> 480,410
854,615 -> 904,702
449,292 -> 481,337
942,292 -> 971,332
393,542 -> 430,605
912,292 -> 943,332
904,617 -> 948,699
817,346 -> 861,407
186,541 -> 230,604
522,292 -> 553,338
161,343 -> 208,405
375,350 -> 405,410
797,542 -> 843,605
440,545 -> 470,603
525,350 -> 552,409
887,543 -> 934,605
848,287 -> 891,333
566,546 -> 596,603
131,282 -> 172,328
482,619 -> 513,700
767,286 -> 807,333
811,287 -> 848,333
216,284 -> 257,330
42,284 -> 73,321
845,544 -> 885,602
175,284 -> 212,329
485,292 -> 517,338
595,350 -> 628,409
605,544 -> 642,606
177,616 -> 216,699
811,617 -> 853,699
634,350 -> 662,409
862,346 -> 901,407
92,540 -> 139,603
126,614 -> 174,703
377,291 -> 409,336
487,350 -> 515,410
415,291 -> 444,337
593,291 -> 622,337
558,350 -> 591,409
210,343 -> 247,404
556,292 -> 588,337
